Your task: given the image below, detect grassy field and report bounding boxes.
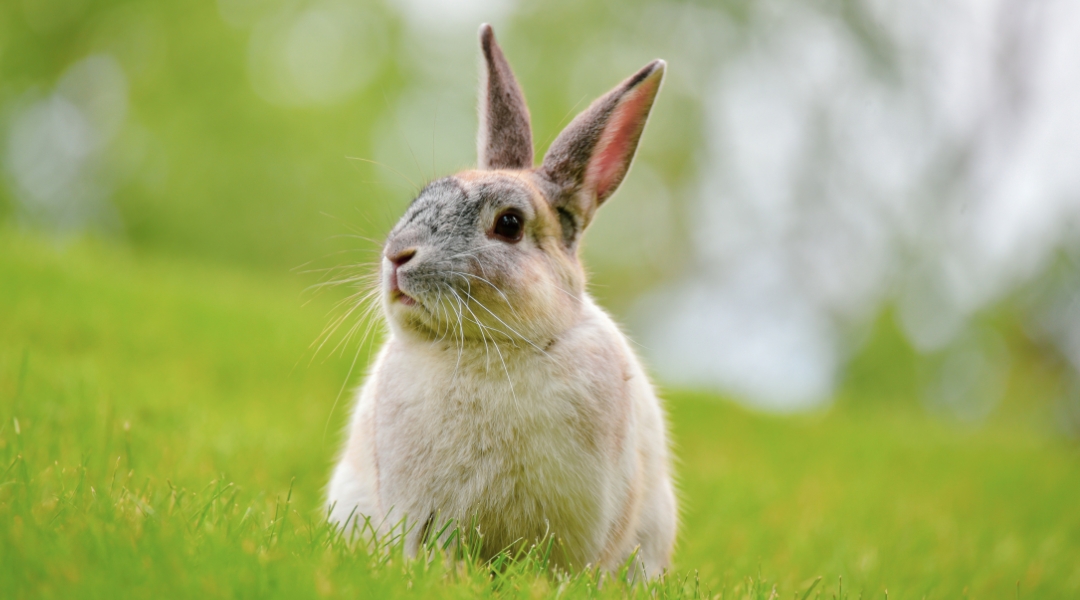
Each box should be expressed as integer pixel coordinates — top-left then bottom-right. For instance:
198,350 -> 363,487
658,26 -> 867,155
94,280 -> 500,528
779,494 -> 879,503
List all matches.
2,229 -> 1078,598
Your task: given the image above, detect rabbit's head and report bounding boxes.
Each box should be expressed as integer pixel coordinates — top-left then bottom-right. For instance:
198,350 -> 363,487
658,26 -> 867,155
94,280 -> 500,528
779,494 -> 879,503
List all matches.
381,24 -> 664,347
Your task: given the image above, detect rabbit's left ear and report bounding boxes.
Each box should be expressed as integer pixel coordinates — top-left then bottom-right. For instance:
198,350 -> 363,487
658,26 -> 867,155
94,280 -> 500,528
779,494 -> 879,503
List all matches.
477,24 -> 533,170
540,60 -> 665,243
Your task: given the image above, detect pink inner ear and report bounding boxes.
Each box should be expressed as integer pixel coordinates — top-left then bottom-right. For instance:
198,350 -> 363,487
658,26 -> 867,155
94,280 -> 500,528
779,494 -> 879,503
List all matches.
587,78 -> 658,201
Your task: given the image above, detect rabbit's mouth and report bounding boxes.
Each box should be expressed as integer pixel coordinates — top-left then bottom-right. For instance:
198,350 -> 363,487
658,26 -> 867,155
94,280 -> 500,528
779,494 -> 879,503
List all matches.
391,289 -> 417,306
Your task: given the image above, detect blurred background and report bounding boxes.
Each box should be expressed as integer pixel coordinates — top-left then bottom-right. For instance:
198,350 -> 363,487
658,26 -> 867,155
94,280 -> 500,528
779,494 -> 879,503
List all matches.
3,0 -> 1080,424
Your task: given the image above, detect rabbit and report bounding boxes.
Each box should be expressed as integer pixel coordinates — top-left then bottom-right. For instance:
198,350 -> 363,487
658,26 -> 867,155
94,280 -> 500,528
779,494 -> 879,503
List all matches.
326,23 -> 677,578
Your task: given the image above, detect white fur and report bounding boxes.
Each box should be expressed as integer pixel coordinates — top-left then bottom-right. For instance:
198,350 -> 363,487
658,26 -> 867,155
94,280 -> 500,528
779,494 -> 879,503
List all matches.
327,293 -> 676,576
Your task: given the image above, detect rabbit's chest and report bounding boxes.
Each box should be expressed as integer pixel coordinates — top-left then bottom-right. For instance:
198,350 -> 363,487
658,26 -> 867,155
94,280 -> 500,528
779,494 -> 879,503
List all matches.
374,352 -> 619,533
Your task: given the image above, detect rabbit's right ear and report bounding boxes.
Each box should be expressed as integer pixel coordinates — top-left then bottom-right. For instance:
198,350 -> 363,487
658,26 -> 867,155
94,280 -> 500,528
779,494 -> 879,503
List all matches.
477,24 -> 533,170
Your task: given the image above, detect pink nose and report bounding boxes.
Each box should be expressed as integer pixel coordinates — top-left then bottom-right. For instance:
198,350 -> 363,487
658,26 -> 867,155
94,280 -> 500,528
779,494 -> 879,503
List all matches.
388,248 -> 416,267
387,248 -> 416,294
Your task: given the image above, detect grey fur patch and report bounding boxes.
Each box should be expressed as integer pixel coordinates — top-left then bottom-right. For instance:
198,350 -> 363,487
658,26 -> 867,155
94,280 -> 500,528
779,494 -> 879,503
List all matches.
385,175 -> 538,314
557,207 -> 578,248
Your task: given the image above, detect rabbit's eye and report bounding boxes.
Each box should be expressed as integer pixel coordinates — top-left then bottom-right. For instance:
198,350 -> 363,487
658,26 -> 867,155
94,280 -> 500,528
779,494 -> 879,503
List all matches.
492,210 -> 524,242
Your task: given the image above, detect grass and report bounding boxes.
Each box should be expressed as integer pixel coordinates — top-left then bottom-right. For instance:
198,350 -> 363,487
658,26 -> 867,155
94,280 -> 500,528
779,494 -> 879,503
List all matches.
2,228 -> 1079,598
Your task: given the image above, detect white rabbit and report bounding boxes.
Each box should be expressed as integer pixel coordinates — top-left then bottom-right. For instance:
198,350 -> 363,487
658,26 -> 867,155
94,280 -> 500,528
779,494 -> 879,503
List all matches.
327,23 -> 676,577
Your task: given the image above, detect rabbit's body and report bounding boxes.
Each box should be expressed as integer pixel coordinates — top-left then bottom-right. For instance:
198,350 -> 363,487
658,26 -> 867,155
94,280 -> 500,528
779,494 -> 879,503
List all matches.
328,292 -> 675,573
326,25 -> 676,576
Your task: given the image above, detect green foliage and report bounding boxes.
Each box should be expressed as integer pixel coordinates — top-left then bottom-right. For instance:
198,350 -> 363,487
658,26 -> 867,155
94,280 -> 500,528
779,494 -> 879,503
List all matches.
2,230 -> 1079,598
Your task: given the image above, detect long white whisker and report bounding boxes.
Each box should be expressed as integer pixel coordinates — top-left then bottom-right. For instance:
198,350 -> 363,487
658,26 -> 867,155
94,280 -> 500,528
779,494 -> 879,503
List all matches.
430,289 -> 446,342
454,282 -> 551,358
451,287 -> 494,372
450,287 -> 465,379
488,326 -> 516,401
467,308 -> 517,402
320,282 -> 381,442
448,270 -> 521,320
323,340 -> 362,442
311,287 -> 380,361
306,274 -> 379,291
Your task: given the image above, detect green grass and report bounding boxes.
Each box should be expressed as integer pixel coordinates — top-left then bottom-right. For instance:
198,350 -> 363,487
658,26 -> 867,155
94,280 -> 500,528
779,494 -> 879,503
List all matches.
2,229 -> 1079,598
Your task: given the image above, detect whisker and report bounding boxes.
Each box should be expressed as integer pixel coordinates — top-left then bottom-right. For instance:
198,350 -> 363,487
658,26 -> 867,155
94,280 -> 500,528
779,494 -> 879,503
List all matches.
306,275 -> 380,292
448,270 -> 524,322
448,286 -> 466,379
292,248 -> 379,274
318,210 -> 387,240
323,334 -> 363,442
459,298 -> 517,401
450,287 -> 491,367
455,282 -> 551,358
326,233 -> 384,245
310,288 -> 379,363
345,156 -> 420,194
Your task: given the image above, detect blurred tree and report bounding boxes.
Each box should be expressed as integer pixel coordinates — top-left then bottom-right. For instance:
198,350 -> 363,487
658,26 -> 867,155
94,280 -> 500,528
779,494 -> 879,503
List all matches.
3,0 -> 1080,419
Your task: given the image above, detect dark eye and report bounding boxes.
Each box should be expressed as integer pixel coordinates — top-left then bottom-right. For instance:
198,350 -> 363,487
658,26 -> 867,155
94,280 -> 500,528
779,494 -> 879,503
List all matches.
492,210 -> 524,242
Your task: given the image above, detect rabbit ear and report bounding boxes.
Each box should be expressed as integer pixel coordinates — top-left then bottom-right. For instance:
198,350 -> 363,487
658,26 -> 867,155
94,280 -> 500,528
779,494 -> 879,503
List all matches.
477,24 -> 533,170
540,60 -> 665,241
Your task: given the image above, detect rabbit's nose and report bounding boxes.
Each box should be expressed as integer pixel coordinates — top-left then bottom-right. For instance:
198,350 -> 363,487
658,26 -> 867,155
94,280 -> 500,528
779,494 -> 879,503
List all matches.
388,248 -> 416,267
